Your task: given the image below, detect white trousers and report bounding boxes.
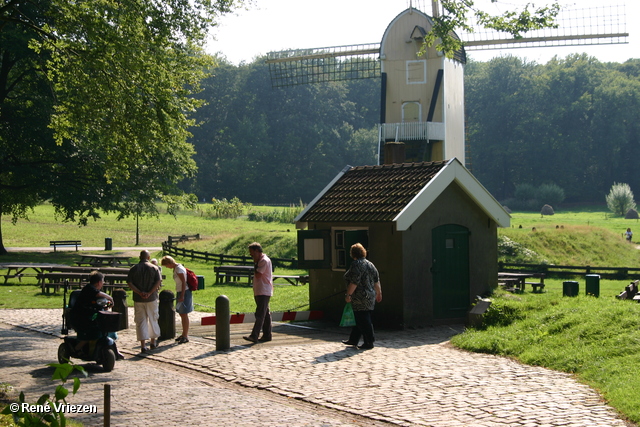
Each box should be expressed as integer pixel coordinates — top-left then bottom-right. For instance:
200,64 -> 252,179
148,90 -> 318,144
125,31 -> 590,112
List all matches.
134,301 -> 160,341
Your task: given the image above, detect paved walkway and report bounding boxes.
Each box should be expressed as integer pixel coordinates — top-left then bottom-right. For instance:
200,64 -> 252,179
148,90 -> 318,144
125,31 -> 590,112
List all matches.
0,309 -> 632,427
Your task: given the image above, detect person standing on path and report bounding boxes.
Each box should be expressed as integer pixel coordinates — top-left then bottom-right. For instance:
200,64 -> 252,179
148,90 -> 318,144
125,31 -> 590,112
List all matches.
127,250 -> 162,353
625,228 -> 633,242
243,242 -> 273,343
342,243 -> 382,350
161,255 -> 193,344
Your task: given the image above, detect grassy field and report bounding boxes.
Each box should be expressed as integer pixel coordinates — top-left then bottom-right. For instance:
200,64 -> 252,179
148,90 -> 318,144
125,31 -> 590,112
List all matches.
3,204 -> 640,424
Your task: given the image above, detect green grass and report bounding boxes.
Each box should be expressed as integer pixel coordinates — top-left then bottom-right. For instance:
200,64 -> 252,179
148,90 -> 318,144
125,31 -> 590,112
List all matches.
501,210 -> 640,266
453,279 -> 640,423
1,203 -> 294,248
507,208 -> 639,236
4,204 -> 640,423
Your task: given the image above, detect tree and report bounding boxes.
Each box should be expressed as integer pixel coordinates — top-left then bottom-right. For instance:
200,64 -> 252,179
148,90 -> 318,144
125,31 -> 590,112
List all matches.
423,0 -> 560,58
606,183 -> 636,217
0,0 -> 246,254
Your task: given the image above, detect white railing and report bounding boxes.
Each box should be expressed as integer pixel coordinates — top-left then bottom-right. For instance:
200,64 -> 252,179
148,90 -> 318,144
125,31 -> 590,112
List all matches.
379,122 -> 429,141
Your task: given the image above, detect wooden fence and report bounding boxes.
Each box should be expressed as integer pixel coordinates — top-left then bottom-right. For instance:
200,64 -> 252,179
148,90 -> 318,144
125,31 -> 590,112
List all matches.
499,262 -> 640,280
161,241 -> 298,269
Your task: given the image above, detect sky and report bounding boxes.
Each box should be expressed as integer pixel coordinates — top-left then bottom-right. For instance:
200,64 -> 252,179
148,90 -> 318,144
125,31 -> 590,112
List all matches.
207,0 -> 638,65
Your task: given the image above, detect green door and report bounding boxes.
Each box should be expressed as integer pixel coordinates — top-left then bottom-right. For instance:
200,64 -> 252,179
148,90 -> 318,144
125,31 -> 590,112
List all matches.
431,224 -> 470,319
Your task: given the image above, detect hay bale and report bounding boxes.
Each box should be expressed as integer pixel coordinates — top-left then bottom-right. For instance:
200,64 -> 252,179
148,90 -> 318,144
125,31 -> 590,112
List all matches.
625,208 -> 639,219
541,204 -> 554,216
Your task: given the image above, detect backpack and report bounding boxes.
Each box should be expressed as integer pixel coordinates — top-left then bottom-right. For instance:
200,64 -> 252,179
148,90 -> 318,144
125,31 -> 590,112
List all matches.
185,268 -> 199,291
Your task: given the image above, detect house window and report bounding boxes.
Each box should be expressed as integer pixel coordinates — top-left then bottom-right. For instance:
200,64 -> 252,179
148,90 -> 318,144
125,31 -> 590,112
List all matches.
406,60 -> 427,84
297,230 -> 331,269
332,228 -> 369,271
304,239 -> 325,260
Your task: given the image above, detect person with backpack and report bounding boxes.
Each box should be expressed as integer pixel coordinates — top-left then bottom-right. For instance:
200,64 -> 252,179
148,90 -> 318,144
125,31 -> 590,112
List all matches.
161,255 -> 194,344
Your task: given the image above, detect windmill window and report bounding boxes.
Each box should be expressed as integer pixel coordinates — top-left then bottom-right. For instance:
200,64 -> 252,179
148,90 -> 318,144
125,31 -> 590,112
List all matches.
406,60 -> 427,84
402,102 -> 421,122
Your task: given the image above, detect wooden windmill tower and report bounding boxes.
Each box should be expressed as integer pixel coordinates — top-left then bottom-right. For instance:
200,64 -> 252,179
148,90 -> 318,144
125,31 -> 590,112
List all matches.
265,1 -> 628,166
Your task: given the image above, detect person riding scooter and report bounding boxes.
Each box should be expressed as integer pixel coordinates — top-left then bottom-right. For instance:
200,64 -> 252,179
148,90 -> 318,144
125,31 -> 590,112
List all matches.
69,271 -> 122,359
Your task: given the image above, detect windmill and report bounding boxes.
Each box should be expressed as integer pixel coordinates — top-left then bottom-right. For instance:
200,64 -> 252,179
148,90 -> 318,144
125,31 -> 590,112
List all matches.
265,1 -> 628,166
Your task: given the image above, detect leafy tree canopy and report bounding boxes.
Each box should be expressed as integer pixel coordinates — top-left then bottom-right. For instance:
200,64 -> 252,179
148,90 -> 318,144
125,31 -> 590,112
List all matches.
424,0 -> 560,58
0,0 -> 246,253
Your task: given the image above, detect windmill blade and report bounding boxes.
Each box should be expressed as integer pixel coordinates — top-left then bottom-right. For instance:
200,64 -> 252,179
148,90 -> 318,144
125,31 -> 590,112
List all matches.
461,3 -> 628,51
266,43 -> 381,88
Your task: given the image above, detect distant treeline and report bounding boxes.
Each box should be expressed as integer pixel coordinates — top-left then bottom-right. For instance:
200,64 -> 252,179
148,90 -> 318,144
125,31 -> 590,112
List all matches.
466,54 -> 640,204
185,54 -> 640,205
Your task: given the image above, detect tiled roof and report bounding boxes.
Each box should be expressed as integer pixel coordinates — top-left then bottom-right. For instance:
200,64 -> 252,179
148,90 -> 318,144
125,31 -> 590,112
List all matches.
300,161 -> 448,223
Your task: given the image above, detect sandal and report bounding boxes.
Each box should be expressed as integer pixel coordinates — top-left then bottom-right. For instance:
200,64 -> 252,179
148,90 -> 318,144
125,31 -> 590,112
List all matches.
177,336 -> 189,344
174,335 -> 183,342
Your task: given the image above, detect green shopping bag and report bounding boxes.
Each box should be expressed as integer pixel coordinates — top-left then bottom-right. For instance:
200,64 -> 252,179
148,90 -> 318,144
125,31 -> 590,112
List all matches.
339,303 -> 356,327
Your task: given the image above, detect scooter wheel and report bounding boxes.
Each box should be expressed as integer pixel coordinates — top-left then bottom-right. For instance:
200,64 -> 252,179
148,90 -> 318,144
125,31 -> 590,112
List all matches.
101,348 -> 116,372
58,343 -> 71,364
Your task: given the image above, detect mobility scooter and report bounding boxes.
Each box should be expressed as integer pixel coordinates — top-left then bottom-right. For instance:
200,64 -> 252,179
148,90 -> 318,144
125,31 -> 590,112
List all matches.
58,282 -> 124,372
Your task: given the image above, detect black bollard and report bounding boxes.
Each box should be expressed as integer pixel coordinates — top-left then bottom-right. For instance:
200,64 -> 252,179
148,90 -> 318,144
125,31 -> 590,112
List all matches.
159,290 -> 176,340
216,295 -> 230,351
112,290 -> 128,330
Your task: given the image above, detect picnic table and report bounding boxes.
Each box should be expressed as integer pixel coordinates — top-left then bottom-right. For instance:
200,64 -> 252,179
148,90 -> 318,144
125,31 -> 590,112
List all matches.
75,254 -> 133,267
39,272 -> 130,294
0,263 -> 68,284
498,272 -> 545,293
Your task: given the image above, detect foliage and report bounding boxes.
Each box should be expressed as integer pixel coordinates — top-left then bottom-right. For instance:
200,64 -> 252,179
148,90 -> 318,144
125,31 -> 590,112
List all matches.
452,282 -> 640,423
466,56 -> 640,204
498,235 -> 548,264
188,61 -> 379,204
1,362 -> 86,426
423,1 -> 560,58
205,198 -> 249,219
505,183 -> 565,211
0,0 -> 246,254
247,202 -> 305,224
606,182 -> 636,217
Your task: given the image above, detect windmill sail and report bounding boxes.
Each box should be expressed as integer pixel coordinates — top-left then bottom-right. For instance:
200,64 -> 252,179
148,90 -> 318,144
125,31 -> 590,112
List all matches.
266,43 -> 381,88
462,3 -> 628,50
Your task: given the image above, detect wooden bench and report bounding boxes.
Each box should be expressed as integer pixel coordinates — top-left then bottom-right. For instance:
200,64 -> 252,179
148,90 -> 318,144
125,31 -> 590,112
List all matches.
273,275 -> 310,286
50,240 -> 82,252
167,234 -> 201,245
617,280 -> 639,300
525,273 -> 546,293
2,273 -> 23,284
214,265 -> 254,284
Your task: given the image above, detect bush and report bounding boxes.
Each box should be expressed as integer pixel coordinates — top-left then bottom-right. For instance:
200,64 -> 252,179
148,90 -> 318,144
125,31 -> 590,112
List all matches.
606,183 -> 636,217
509,183 -> 565,211
537,183 -> 565,207
206,197 -> 250,219
498,235 -> 549,264
247,202 -> 305,224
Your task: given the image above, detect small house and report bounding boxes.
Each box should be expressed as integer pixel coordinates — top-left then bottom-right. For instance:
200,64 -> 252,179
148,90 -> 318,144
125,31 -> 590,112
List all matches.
295,158 -> 510,328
